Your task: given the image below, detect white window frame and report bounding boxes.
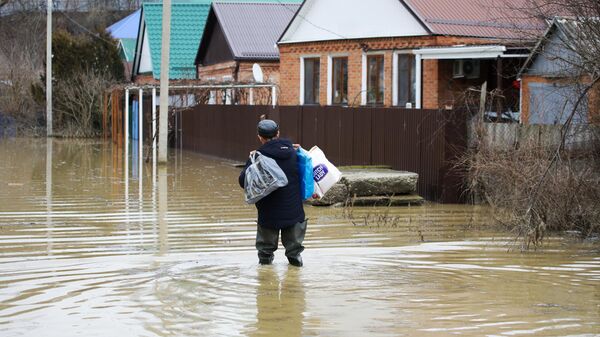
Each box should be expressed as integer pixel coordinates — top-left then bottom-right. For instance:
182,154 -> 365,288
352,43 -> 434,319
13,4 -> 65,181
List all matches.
299,54 -> 321,105
327,53 -> 349,106
392,50 -> 417,108
224,89 -> 232,105
362,51 -> 386,106
208,90 -> 216,105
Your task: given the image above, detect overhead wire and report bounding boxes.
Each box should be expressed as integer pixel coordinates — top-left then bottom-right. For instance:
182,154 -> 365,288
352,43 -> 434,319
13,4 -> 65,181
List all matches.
274,0 -> 348,40
58,10 -> 116,44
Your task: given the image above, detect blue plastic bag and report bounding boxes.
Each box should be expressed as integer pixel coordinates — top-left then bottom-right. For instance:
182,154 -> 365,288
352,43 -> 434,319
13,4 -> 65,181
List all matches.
296,147 -> 314,201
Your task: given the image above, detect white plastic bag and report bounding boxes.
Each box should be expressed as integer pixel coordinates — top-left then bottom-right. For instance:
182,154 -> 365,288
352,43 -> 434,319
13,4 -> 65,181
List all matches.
244,151 -> 288,204
308,146 -> 342,198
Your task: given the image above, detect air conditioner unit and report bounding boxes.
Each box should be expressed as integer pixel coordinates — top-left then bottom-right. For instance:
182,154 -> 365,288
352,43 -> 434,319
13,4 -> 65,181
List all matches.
453,59 -> 480,79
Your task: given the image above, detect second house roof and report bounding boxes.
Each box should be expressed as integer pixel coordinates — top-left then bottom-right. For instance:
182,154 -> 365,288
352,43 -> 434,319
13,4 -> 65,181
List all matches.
198,1 -> 301,63
142,1 -> 212,79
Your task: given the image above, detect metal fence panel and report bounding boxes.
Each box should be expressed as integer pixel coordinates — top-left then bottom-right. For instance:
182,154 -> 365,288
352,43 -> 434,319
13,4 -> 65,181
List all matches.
352,108 -> 372,165
180,105 -> 467,202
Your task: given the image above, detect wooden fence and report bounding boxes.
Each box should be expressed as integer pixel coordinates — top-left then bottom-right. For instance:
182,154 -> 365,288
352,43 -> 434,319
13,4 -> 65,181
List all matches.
478,122 -> 599,151
180,105 -> 468,203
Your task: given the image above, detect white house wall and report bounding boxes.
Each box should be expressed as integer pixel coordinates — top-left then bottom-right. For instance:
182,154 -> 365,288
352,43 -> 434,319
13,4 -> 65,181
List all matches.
280,0 -> 428,43
139,27 -> 153,74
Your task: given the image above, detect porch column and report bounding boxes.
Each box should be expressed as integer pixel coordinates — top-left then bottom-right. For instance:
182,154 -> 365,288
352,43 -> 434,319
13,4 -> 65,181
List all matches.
138,88 -> 143,200
496,56 -> 503,120
124,88 -> 129,218
124,89 -> 129,179
415,54 -> 422,109
138,88 -> 143,146
152,87 -> 157,166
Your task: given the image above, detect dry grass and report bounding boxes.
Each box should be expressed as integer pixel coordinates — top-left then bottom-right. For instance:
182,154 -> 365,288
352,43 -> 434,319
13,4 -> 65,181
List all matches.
462,126 -> 600,249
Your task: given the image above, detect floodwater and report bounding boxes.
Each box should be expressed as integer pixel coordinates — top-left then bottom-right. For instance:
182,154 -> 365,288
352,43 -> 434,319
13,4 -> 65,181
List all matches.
0,138 -> 599,337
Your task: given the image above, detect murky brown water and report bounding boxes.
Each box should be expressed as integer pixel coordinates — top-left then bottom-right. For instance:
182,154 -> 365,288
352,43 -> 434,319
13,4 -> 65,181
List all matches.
0,138 -> 599,337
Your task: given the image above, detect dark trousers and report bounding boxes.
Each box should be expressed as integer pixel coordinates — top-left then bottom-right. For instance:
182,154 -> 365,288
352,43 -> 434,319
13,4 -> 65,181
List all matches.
256,220 -> 307,263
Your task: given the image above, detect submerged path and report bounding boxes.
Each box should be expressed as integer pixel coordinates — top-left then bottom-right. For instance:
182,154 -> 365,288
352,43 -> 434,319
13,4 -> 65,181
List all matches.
0,138 -> 598,337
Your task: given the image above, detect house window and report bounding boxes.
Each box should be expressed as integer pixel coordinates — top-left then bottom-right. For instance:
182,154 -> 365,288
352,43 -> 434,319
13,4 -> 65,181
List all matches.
397,54 -> 416,107
367,55 -> 384,105
303,58 -> 320,105
332,57 -> 348,105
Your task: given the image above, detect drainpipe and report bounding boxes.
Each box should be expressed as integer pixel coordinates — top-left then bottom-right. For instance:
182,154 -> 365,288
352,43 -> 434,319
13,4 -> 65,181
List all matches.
233,61 -> 240,82
415,54 -> 422,109
518,78 -> 523,124
234,61 -> 240,105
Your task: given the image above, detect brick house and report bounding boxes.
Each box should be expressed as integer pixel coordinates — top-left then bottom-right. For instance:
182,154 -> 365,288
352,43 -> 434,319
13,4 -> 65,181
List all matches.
194,2 -> 300,104
277,0 -> 543,112
518,17 -> 600,124
195,2 -> 300,84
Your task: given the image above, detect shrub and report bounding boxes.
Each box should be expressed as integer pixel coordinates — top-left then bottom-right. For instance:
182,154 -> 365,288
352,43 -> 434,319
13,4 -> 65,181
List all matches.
463,125 -> 600,249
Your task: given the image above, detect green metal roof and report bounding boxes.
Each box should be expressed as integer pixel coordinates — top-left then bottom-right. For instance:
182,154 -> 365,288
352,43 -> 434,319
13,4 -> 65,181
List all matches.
143,1 -> 211,79
119,38 -> 137,62
141,0 -> 303,80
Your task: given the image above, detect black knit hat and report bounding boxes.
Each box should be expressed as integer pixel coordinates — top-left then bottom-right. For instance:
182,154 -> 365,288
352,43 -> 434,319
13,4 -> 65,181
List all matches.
257,119 -> 279,138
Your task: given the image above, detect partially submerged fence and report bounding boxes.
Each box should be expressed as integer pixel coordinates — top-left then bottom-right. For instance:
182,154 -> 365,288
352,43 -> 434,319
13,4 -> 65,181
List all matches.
479,123 -> 599,151
180,105 -> 468,203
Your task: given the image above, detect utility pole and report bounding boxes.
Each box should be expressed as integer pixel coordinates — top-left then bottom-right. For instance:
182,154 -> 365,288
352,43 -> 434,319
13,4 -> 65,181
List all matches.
46,0 -> 52,136
158,0 -> 171,163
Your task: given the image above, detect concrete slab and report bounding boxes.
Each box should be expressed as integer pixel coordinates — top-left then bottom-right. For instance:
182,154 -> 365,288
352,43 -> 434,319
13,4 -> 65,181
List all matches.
308,168 -> 420,206
342,169 -> 418,196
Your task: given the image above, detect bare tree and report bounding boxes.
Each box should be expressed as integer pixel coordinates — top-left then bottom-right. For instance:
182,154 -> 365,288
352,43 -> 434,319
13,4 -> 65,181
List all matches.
53,67 -> 116,137
461,0 -> 600,248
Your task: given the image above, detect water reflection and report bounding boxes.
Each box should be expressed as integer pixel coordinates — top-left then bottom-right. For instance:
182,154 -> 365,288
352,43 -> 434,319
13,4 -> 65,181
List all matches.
158,166 -> 168,255
46,138 -> 53,255
251,267 -> 305,337
0,139 -> 598,337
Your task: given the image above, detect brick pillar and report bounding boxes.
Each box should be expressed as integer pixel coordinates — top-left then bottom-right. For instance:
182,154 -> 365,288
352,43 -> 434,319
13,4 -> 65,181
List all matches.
520,76 -> 531,124
279,48 -> 300,106
347,49 -> 362,106
384,51 -> 393,107
422,59 -> 439,109
319,55 -> 328,106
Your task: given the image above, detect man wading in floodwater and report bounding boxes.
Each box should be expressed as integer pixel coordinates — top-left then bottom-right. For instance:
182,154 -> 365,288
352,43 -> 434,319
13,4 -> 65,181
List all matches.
239,119 -> 307,267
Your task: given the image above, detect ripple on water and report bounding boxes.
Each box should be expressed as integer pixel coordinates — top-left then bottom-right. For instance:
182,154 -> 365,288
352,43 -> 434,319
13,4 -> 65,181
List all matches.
0,139 -> 598,337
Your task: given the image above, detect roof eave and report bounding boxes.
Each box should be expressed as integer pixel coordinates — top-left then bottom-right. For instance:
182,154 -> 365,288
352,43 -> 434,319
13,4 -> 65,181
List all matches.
277,0 -> 307,45
195,5 -> 217,65
233,56 -> 280,62
131,7 -> 145,82
517,19 -> 557,78
278,33 -> 433,45
397,0 -> 433,35
217,4 -> 242,60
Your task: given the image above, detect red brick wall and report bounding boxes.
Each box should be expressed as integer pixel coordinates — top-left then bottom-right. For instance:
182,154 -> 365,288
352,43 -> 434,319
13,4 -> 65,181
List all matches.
197,61 -> 280,84
197,61 -> 237,82
238,61 -> 280,84
422,59 -> 438,109
195,61 -> 280,105
279,35 -> 500,108
134,75 -> 158,85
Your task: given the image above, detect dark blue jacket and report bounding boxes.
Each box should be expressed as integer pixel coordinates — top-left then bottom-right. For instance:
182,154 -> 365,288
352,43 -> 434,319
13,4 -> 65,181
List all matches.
239,138 -> 305,229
